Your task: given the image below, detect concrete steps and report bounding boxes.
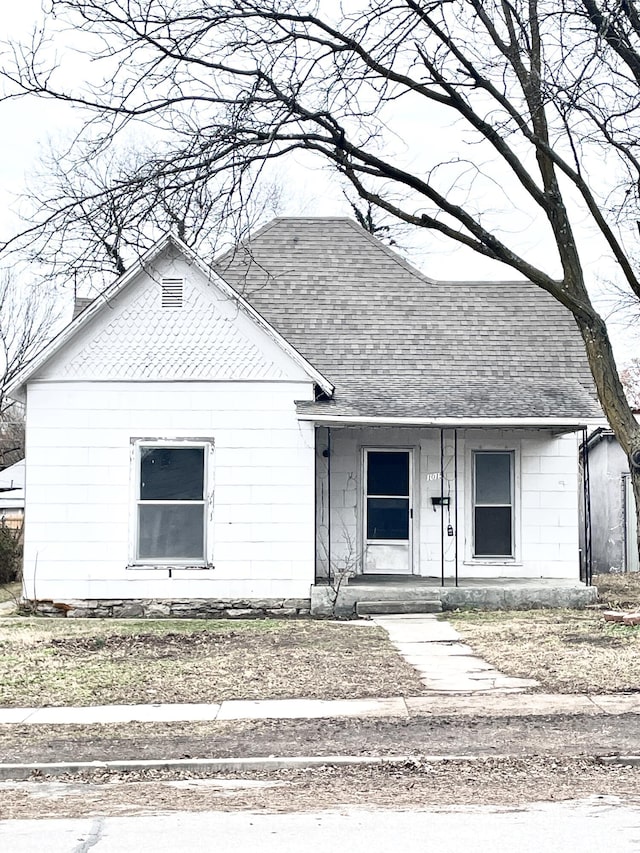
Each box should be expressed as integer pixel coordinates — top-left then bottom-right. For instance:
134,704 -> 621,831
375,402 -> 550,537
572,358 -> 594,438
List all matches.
356,599 -> 443,616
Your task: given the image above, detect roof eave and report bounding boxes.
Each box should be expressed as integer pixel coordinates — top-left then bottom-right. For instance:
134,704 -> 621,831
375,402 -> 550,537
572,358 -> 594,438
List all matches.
296,413 -> 608,430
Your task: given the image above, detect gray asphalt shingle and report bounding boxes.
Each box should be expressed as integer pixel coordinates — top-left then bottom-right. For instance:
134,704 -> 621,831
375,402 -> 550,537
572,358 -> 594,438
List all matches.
215,217 -> 602,420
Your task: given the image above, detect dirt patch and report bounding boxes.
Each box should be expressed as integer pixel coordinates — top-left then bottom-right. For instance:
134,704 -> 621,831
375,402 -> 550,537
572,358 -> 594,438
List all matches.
1,759 -> 640,820
47,631 -> 233,658
0,617 -> 424,707
2,713 -> 640,763
448,609 -> 640,693
595,573 -> 640,610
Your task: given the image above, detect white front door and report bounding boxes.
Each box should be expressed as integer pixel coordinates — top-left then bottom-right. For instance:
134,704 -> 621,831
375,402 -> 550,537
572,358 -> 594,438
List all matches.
363,449 -> 413,574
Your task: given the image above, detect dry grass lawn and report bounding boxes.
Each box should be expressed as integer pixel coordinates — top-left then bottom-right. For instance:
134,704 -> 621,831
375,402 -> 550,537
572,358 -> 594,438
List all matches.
448,573 -> 640,694
0,617 -> 424,708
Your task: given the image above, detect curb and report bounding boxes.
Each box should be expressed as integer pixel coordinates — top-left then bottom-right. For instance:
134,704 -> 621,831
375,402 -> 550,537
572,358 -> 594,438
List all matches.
0,753 -> 633,781
598,755 -> 640,767
0,755 -> 417,780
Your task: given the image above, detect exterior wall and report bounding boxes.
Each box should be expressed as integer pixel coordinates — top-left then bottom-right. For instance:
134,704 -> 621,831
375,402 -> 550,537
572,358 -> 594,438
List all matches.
587,435 -> 629,574
24,381 -> 316,601
317,426 -> 581,580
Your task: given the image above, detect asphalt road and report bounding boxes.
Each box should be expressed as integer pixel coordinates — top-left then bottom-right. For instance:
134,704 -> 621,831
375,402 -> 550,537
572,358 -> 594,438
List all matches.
4,799 -> 640,853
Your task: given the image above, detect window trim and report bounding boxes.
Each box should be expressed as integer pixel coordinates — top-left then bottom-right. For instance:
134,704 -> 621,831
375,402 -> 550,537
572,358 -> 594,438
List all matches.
465,441 -> 520,565
128,437 -> 215,570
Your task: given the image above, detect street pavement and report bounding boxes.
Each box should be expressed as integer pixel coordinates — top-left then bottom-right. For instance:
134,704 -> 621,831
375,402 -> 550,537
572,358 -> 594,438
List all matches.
4,798 -> 640,852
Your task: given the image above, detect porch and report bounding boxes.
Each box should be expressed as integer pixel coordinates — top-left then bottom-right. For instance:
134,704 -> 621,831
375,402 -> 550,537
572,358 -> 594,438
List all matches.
310,575 -> 598,617
314,423 -> 593,587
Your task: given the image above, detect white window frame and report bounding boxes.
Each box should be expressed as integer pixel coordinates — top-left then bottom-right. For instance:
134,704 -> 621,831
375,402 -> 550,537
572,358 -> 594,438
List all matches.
128,438 -> 215,570
465,442 -> 521,564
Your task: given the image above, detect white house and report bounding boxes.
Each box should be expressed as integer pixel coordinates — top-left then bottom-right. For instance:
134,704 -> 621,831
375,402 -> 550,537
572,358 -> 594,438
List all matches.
9,218 -> 603,616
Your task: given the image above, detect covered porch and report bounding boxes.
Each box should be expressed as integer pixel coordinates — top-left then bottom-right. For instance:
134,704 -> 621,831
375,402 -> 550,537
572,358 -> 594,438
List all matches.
307,417 -> 597,615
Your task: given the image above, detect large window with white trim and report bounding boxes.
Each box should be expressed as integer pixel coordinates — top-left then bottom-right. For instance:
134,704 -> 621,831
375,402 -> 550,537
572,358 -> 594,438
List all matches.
473,451 -> 514,557
136,444 -> 208,562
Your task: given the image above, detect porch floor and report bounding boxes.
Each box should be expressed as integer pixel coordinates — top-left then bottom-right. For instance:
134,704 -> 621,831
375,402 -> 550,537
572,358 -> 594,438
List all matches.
347,575 -> 589,589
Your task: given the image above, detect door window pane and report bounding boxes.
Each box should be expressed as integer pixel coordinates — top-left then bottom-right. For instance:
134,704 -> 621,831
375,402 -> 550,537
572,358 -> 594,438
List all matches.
367,452 -> 409,496
475,453 -> 511,504
140,447 -> 204,500
138,504 -> 205,560
367,497 -> 410,540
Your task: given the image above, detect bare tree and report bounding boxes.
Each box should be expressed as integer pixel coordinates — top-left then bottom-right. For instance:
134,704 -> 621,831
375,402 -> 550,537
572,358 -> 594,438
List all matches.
0,272 -> 58,466
15,143 -> 287,292
5,1 -> 640,544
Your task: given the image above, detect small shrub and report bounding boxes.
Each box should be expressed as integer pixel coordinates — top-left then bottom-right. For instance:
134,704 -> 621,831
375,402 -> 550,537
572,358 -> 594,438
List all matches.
0,524 -> 22,585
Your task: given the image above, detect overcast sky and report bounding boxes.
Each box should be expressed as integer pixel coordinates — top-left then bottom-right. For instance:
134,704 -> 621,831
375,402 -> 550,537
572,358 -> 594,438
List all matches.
1,1 -> 638,362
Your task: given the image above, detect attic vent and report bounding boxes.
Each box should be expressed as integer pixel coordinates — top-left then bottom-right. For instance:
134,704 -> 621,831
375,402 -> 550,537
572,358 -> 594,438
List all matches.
161,278 -> 184,308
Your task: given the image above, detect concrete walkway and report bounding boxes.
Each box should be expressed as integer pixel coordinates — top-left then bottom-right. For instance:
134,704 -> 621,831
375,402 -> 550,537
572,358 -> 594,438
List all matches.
372,614 -> 538,693
0,693 -> 639,726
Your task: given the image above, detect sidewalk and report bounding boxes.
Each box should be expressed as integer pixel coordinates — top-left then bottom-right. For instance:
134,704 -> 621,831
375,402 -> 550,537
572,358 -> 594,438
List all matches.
1,692 -> 639,726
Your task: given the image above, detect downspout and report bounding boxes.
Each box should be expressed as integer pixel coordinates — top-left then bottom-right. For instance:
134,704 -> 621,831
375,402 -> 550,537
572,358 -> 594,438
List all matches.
314,425 -> 318,583
440,428 -> 445,587
584,428 -> 592,586
327,427 -> 332,584
581,427 -> 593,586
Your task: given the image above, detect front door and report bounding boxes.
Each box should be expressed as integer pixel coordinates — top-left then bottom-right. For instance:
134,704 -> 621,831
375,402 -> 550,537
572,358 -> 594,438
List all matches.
363,449 -> 413,574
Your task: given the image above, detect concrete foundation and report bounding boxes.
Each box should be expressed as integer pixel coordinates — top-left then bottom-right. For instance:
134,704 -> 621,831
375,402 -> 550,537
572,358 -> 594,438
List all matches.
311,577 -> 598,617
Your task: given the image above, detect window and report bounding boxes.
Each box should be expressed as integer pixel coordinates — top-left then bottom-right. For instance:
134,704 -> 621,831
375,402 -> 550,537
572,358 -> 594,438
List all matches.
136,444 -> 207,562
473,451 -> 514,557
365,450 -> 411,541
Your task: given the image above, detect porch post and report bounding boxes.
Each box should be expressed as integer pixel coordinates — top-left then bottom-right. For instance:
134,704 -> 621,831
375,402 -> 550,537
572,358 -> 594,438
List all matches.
454,428 -> 459,587
581,427 -> 593,586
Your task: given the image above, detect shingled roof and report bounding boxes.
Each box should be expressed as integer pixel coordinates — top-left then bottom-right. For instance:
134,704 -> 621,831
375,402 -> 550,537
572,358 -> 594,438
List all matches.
216,217 -> 601,421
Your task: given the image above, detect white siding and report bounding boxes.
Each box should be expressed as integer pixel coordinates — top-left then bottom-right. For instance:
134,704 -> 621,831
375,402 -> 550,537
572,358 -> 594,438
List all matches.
24,381 -> 316,600
37,247 -> 311,384
22,244 -> 320,602
318,426 -> 580,580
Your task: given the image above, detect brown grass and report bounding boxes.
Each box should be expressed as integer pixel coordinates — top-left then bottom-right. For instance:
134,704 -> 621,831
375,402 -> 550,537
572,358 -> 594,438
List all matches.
593,572 -> 640,610
448,575 -> 640,694
0,617 -> 424,707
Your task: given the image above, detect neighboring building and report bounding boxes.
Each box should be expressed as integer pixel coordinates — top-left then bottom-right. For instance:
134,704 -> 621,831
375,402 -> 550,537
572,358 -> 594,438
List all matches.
8,218 -> 604,616
584,429 -> 638,574
0,459 -> 25,531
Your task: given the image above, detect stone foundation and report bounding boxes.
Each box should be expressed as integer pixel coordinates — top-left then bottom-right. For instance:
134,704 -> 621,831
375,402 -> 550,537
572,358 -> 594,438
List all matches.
24,597 -> 312,619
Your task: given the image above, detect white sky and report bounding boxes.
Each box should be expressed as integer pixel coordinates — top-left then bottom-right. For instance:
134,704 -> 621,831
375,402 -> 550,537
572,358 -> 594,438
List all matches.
1,0 -> 638,364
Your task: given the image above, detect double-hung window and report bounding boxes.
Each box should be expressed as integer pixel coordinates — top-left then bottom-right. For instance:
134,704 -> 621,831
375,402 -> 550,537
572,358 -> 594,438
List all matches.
136,444 -> 208,563
473,450 -> 514,558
